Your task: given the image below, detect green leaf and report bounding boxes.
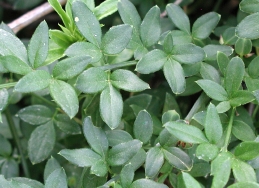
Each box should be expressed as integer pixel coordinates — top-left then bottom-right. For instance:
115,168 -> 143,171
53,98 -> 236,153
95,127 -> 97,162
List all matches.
28,121 -> 56,164
111,69 -> 149,92
59,148 -> 102,167
235,38 -> 252,56
49,79 -> 79,118
121,164 -> 134,188
28,21 -> 49,68
166,4 -> 190,34
108,139 -> 142,166
232,158 -> 256,182
163,59 -> 185,94
192,12 -> 220,39
177,172 -> 202,188
55,114 -> 81,135
240,0 -> 259,13
17,105 -> 52,125
228,182 -> 259,188
170,30 -> 192,45
45,168 -> 67,188
200,62 -> 220,83
0,89 -> 8,111
165,121 -> 209,144
145,147 -> 164,178
162,110 -> 180,124
76,67 -> 108,94
203,44 -> 233,61
196,143 -> 219,161
44,157 -> 61,182
0,55 -> 32,75
211,152 -> 232,188
101,24 -> 133,55
158,129 -> 178,147
90,159 -> 108,177
225,57 -> 245,97
44,40 -> 65,66
248,56 -> 259,78
94,0 -> 118,20
14,70 -> 51,93
83,117 -> 108,157
130,179 -> 168,188
136,49 -> 167,74
204,103 -> 223,144
10,177 -> 44,188
216,101 -> 231,113
49,30 -> 73,48
127,148 -> 146,171
140,6 -> 161,47
229,90 -> 255,107
0,175 -> 12,188
163,32 -> 174,54
65,42 -> 102,63
236,13 -> 259,39
72,1 -> 102,46
1,159 -> 18,178
172,44 -> 205,64
52,55 -> 92,80
217,51 -> 229,76
234,141 -> 259,160
162,147 -> 192,171
106,130 -> 133,146
100,84 -> 123,129
222,27 -> 238,45
0,29 -> 28,64
0,134 -> 12,156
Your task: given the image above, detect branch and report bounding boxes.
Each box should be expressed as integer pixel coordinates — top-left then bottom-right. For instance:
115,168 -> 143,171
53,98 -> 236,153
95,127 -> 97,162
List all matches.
7,0 -> 67,34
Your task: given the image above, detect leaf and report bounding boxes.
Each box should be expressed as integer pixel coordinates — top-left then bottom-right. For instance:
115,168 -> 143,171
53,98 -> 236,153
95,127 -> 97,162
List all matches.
52,55 -> 92,80
28,121 -> 56,164
163,32 -> 174,54
106,130 -> 133,146
177,172 -> 202,188
1,159 -> 18,178
94,0 -> 118,20
145,147 -> 164,178
65,42 -> 102,63
234,141 -> 259,160
49,30 -> 73,48
136,49 -> 167,74
203,44 -> 233,61
225,57 -> 245,97
17,105 -> 53,125
200,62 -> 220,83
235,38 -> 252,56
44,157 -> 61,182
107,139 -> 142,166
232,158 -> 256,183
0,88 -> 8,111
121,164 -> 134,188
165,121 -> 208,144
0,134 -> 12,156
14,70 -> 51,93
140,6 -> 161,47
55,114 -> 81,135
172,44 -> 205,64
216,101 -> 231,113
158,129 -> 178,147
166,4 -> 190,34
90,159 -> 108,177
236,13 -> 259,39
248,56 -> 259,78
0,55 -> 32,75
28,21 -> 49,68
101,24 -> 132,55
217,51 -> 229,75
162,110 -> 180,124
240,0 -> 259,13
76,67 -> 108,94
110,69 -> 149,92
0,29 -> 28,63
204,103 -> 223,144
100,84 -> 123,129
192,12 -> 220,39
127,148 -> 146,171
196,143 -> 219,162
162,147 -> 192,171
10,177 -> 44,188
45,168 -> 68,188
229,90 -> 255,107
228,182 -> 259,188
170,30 -> 192,45
163,59 -> 185,94
130,179 -> 168,188
49,79 -> 79,118
59,148 -> 102,167
0,175 -> 12,188
211,152 -> 232,188
222,27 -> 238,45
72,1 -> 102,46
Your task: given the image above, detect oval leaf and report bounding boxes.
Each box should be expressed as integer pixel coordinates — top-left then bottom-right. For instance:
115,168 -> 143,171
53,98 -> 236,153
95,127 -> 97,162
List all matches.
232,158 -> 256,182
130,179 -> 168,188
45,168 -> 67,188
234,141 -> 259,160
145,147 -> 164,178
55,114 -> 81,135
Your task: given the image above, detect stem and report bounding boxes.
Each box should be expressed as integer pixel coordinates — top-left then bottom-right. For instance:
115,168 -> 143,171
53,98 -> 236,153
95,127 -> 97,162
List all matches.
184,92 -> 210,122
222,108 -> 235,152
0,82 -> 17,89
100,61 -> 137,71
30,93 -> 57,107
76,167 -> 88,188
213,0 -> 223,12
5,107 -> 30,178
252,105 -> 259,120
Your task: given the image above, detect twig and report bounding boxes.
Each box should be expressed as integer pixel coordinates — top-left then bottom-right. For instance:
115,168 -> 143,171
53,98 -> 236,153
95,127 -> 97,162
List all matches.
160,0 -> 183,18
7,0 -> 67,34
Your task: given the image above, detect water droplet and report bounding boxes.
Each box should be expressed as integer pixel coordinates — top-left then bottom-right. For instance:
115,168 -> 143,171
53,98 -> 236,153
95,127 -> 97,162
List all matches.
75,17 -> 79,22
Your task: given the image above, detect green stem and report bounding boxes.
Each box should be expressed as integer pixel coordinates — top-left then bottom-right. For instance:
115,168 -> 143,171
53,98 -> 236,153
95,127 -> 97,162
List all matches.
100,61 -> 137,71
76,167 -> 88,188
222,107 -> 235,152
184,92 -> 210,122
213,0 -> 223,12
30,93 -> 57,107
252,105 -> 259,120
5,107 -> 30,178
0,82 -> 17,89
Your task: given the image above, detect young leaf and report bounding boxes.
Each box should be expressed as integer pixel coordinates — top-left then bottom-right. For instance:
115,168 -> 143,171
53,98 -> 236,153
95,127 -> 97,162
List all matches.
106,130 -> 133,146
236,13 -> 259,39
1,159 -> 18,178
163,59 -> 186,94
136,49 -> 167,74
163,32 -> 174,54
234,141 -> 259,160
100,84 -> 123,129
45,168 -> 68,188
235,38 -> 252,56
225,57 -> 245,97
28,21 -> 49,68
140,6 -> 161,47
196,79 -> 228,101
72,1 -> 102,46
28,121 -> 56,164
229,90 -> 255,107
52,55 -> 92,80
17,105 -> 52,125
55,114 -> 81,135
145,147 -> 164,178
166,4 -> 190,34
162,110 -> 180,124
59,148 -> 102,167
44,157 -> 61,182
248,56 -> 259,78
217,51 -> 229,75
101,24 -> 133,55
83,117 -> 108,157
49,79 -> 79,118
165,121 -> 209,144
232,158 -> 256,182
130,179 -> 168,188
216,101 -> 231,113
76,67 -> 108,94
121,164 -> 134,188
94,0 -> 118,20
111,69 -> 150,92
192,12 -> 220,39
49,30 -> 73,48
196,143 -> 219,162
177,172 -> 202,188
107,139 -> 142,166
14,70 -> 51,93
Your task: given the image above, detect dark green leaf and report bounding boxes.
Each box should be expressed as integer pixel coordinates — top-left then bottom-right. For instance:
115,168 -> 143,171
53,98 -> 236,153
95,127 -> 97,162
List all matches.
240,0 -> 259,13
130,179 -> 168,188
216,101 -> 231,113
163,32 -> 174,54
106,130 -> 133,146
177,172 -> 202,188
200,62 -> 220,83
44,157 -> 61,182
55,114 -> 81,135
94,0 -> 118,20
236,13 -> 259,39
196,143 -> 219,161
222,27 -> 238,45
232,120 -> 256,141
127,148 -> 146,171
234,141 -> 259,160
229,90 -> 255,107
28,121 -> 55,164
228,182 -> 259,188
235,38 -> 252,56
0,134 -> 11,156
217,51 -> 229,75
189,162 -> 210,177
145,147 -> 164,178
1,159 -> 18,178
170,30 -> 192,45
248,56 -> 259,78
121,164 -> 134,188
203,44 -> 233,61
45,168 -> 67,188
158,129 -> 178,147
